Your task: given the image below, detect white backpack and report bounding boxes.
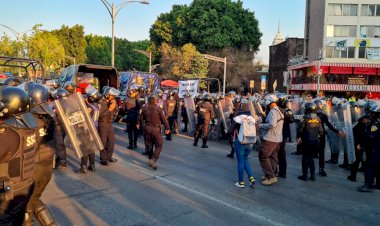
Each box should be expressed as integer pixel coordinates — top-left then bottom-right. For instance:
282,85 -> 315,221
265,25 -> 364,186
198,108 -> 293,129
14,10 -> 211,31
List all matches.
236,115 -> 257,144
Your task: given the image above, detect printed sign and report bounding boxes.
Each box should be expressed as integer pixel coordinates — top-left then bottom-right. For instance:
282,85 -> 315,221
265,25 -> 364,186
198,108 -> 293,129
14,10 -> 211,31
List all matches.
178,80 -> 199,98
261,75 -> 266,90
348,78 -> 366,85
367,48 -> 380,60
249,80 -> 255,88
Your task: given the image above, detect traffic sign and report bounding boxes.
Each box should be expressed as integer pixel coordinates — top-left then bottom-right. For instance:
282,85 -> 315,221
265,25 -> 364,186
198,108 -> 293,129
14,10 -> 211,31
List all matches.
249,80 -> 255,88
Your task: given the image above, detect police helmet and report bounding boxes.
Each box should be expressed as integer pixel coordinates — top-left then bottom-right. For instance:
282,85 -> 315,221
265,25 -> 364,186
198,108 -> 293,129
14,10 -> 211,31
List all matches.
104,87 -> 121,98
54,88 -> 70,100
203,93 -> 211,101
277,94 -> 288,108
64,81 -> 77,94
233,94 -> 242,104
156,89 -> 163,98
85,85 -> 101,103
27,83 -> 49,106
148,93 -> 159,103
138,86 -> 146,94
3,77 -> 23,86
128,85 -> 139,97
305,102 -> 317,114
0,86 -> 30,118
102,86 -> 110,94
263,94 -> 278,108
226,91 -> 236,98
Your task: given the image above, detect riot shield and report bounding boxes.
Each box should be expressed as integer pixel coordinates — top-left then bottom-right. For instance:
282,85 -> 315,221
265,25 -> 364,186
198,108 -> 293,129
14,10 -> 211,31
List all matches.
184,96 -> 196,134
325,105 -> 340,155
217,99 -> 233,133
177,100 -> 182,133
342,103 -> 356,164
54,92 -> 103,158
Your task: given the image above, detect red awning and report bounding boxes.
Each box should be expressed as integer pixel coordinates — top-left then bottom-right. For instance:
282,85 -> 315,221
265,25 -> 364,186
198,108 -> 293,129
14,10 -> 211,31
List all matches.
288,61 -> 380,70
161,80 -> 178,87
330,66 -> 352,74
353,67 -> 377,75
312,66 -> 328,74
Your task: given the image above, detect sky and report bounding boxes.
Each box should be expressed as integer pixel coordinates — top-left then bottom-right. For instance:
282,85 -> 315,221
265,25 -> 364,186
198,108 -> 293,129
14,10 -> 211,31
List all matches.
0,0 -> 306,64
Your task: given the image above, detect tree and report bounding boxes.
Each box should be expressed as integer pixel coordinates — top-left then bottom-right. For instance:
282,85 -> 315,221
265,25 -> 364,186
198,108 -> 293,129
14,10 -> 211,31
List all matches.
52,25 -> 87,65
159,43 -> 208,79
149,0 -> 262,53
27,31 -> 65,72
85,35 -> 111,66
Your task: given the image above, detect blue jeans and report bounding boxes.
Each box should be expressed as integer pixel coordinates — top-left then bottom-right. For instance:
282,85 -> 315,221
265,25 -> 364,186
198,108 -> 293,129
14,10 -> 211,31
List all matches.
234,139 -> 254,182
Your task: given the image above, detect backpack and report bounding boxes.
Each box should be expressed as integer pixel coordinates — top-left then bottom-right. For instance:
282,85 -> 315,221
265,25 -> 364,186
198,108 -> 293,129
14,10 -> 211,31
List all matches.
237,116 -> 257,144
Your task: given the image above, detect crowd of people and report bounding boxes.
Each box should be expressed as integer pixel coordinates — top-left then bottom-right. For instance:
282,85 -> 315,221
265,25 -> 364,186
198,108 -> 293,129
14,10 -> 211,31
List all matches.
1,75 -> 380,225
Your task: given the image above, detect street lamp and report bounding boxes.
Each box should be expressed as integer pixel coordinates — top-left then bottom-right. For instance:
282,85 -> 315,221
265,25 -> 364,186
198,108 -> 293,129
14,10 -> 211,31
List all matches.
0,24 -> 34,42
133,49 -> 152,72
100,0 -> 149,67
316,40 -> 335,96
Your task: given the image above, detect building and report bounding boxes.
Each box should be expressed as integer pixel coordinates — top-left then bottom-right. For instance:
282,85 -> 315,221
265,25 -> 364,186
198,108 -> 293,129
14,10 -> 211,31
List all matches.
269,38 -> 304,93
288,0 -> 380,98
272,21 -> 285,46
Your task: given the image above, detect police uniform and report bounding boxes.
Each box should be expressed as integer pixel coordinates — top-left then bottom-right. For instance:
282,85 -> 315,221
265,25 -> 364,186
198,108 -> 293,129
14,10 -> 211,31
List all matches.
164,97 -> 177,140
124,96 -> 140,149
193,100 -> 215,148
0,115 -> 38,225
98,97 -> 118,165
24,107 -> 57,225
80,101 -> 99,171
54,111 -> 67,168
139,102 -> 169,166
360,119 -> 380,191
297,113 -> 324,181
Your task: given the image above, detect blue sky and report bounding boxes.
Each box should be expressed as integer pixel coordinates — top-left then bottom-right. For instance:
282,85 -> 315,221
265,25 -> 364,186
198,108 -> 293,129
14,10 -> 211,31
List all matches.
0,0 -> 305,64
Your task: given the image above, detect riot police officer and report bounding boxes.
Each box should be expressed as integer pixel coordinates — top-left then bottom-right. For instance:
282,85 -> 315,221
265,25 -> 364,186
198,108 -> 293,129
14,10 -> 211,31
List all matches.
138,93 -> 170,170
193,93 -> 215,148
277,95 -> 295,178
358,105 -> 380,192
99,87 -> 120,166
164,90 -> 178,141
315,100 -> 345,176
23,83 -> 58,226
124,86 -> 140,149
0,86 -> 38,225
297,103 -> 324,181
53,88 -> 70,169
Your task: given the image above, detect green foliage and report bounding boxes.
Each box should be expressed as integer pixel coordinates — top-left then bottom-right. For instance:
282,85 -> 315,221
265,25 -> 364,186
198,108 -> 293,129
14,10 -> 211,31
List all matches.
27,31 -> 65,72
52,25 -> 87,65
149,0 -> 262,53
85,34 -> 111,66
159,43 -> 208,80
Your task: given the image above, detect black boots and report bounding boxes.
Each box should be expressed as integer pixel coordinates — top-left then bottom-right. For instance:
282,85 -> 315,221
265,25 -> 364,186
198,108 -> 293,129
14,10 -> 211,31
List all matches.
319,168 -> 327,176
201,138 -> 208,148
326,153 -> 339,164
88,164 -> 96,172
193,138 -> 198,146
226,150 -> 235,158
80,165 -> 87,174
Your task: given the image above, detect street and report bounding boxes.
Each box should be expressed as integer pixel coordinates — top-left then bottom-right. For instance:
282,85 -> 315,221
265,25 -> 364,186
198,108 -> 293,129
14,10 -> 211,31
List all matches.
44,123 -> 379,226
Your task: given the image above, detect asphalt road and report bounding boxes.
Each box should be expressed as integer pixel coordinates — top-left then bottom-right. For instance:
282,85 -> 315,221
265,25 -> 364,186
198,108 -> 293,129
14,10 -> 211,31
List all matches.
43,123 -> 380,226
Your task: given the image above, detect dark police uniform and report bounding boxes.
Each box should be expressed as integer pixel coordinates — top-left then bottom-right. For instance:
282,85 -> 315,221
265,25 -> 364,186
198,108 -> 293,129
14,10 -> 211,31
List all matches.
164,98 -> 177,140
194,100 -> 215,148
278,106 -> 295,178
0,116 -> 38,225
363,119 -> 380,189
124,96 -> 140,148
98,97 -> 118,164
297,113 -> 324,180
24,109 -> 57,225
54,112 -> 67,168
139,103 -> 170,162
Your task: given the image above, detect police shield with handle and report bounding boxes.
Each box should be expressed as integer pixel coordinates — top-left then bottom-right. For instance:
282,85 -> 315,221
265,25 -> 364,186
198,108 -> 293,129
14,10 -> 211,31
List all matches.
0,86 -> 39,225
23,83 -> 58,226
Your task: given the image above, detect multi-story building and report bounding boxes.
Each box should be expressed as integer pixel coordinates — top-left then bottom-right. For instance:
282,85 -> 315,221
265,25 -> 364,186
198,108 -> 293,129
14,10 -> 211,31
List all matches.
288,0 -> 380,98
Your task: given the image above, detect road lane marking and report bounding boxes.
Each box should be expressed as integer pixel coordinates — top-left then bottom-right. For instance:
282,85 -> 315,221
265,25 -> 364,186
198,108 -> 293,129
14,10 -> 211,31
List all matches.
124,162 -> 285,226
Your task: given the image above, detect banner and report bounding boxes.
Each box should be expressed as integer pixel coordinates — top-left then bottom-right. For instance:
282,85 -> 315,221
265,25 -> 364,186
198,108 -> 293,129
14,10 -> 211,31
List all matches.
178,80 -> 199,98
367,48 -> 380,60
261,75 -> 266,90
335,40 -> 347,51
354,39 -> 371,47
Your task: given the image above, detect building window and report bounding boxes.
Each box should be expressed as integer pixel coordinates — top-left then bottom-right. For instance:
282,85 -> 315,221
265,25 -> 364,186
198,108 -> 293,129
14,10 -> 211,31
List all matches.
359,47 -> 366,58
361,4 -> 380,16
325,46 -> 355,58
326,25 -> 356,37
360,26 -> 380,38
328,4 -> 358,16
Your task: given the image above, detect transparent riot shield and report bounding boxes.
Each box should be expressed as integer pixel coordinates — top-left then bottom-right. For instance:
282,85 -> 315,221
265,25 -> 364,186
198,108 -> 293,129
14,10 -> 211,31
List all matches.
342,103 -> 356,164
217,99 -> 233,133
325,105 -> 341,155
208,105 -> 219,141
177,100 -> 182,133
54,92 -> 103,158
184,96 -> 196,134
